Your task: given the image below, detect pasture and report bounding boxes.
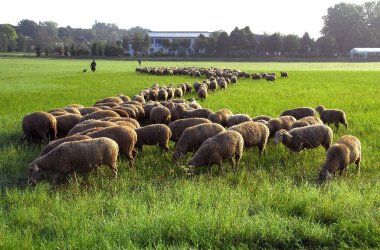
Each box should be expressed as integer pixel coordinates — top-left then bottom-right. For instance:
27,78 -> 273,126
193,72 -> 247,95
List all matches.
0,58 -> 379,248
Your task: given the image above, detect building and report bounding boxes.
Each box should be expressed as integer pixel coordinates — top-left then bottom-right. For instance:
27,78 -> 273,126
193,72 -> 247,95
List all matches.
349,48 -> 380,58
147,31 -> 211,56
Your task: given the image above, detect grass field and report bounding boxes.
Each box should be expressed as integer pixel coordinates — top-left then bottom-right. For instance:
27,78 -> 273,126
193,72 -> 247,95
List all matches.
0,58 -> 379,248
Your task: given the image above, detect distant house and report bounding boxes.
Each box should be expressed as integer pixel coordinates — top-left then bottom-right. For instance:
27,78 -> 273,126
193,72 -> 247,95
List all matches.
349,48 -> 380,58
147,31 -> 211,56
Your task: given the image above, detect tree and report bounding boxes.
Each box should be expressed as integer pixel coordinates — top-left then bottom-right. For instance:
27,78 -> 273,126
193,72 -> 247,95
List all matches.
299,32 -> 315,53
131,32 -> 150,54
194,34 -> 208,54
266,33 -> 283,54
342,21 -> 377,52
282,34 -> 300,54
316,35 -> 337,54
243,26 -> 257,52
0,24 -> 18,51
216,31 -> 229,55
17,19 -> 39,37
33,29 -> 53,56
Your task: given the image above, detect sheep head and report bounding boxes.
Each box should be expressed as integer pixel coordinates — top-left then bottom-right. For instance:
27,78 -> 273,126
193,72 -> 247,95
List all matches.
318,168 -> 331,184
28,162 -> 40,185
315,105 -> 325,114
274,129 -> 288,144
173,151 -> 184,161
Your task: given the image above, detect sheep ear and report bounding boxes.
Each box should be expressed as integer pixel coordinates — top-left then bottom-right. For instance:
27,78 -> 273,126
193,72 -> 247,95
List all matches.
33,164 -> 39,172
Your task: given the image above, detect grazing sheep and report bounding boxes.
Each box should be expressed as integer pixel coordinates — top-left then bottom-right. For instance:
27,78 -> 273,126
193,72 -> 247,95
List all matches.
228,121 -> 270,155
86,126 -> 138,165
169,118 -> 212,142
227,114 -> 252,127
143,102 -> 161,119
318,135 -> 361,183
291,116 -> 323,129
252,115 -> 272,122
187,130 -> 244,174
114,106 -> 136,118
274,124 -> 333,152
66,104 -> 84,109
174,88 -> 183,98
49,109 -> 68,116
189,99 -> 202,109
63,107 -> 81,115
56,114 -> 82,138
101,117 -> 140,128
266,75 -> 276,81
208,109 -> 233,127
315,105 -> 348,130
135,124 -> 172,152
209,80 -> 218,92
184,108 -> 213,119
193,82 -> 201,92
150,106 -> 171,124
118,94 -> 131,102
170,104 -> 187,121
95,97 -> 123,105
39,135 -> 91,156
67,120 -> 116,136
78,107 -> 102,116
79,110 -> 120,123
157,89 -> 168,101
218,79 -> 227,90
197,87 -> 208,101
173,123 -> 225,160
22,111 -> 57,143
28,137 -> 119,185
133,94 -> 146,104
266,116 -> 297,137
148,89 -> 158,101
280,72 -> 288,78
94,102 -> 120,108
280,107 -> 316,120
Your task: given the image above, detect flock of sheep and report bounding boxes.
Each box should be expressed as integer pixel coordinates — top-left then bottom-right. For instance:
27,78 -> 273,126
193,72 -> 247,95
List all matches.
22,67 -> 361,185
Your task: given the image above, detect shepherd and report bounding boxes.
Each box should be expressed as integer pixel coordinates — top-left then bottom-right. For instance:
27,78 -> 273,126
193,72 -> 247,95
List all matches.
90,59 -> 97,72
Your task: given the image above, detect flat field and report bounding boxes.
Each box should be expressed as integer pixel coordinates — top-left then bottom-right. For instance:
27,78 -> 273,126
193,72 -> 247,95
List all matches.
0,58 -> 379,248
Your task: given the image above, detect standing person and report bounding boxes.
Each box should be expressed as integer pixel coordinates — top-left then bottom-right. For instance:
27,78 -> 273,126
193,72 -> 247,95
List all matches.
137,52 -> 142,67
90,59 -> 97,72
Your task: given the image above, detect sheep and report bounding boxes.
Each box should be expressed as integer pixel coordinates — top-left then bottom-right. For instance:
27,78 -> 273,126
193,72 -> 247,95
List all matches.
174,88 -> 183,98
252,115 -> 272,122
113,106 -> 136,119
56,114 -> 82,138
157,88 -> 168,101
197,87 -> 208,101
228,121 -> 270,155
135,124 -> 172,152
66,104 -> 84,109
273,124 -> 333,152
63,107 -> 81,115
86,126 -> 138,165
318,135 -> 361,183
94,102 -> 120,108
207,109 -> 233,127
148,89 -> 158,101
189,99 -> 202,109
79,110 -> 120,123
184,108 -> 213,119
173,123 -> 225,160
67,120 -> 116,136
48,109 -> 68,116
133,94 -> 146,104
280,72 -> 288,78
118,94 -> 131,102
28,137 -> 119,185
315,105 -> 348,130
143,102 -> 161,119
39,135 -> 92,156
209,80 -> 218,92
280,107 -> 316,120
150,106 -> 171,124
266,75 -> 276,81
78,107 -> 102,116
169,118 -> 212,142
266,116 -> 297,137
291,116 -> 323,129
218,79 -> 227,90
22,111 -> 57,143
187,130 -> 244,174
101,117 -> 140,128
226,114 -> 252,127
170,104 -> 187,121
95,97 -> 123,105
193,82 -> 201,92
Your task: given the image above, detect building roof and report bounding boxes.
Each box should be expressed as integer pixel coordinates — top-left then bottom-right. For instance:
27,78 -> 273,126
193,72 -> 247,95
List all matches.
350,48 -> 380,53
148,31 -> 211,38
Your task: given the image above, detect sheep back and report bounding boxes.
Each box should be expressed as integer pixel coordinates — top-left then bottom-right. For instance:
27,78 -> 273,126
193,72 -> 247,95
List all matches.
280,107 -> 316,120
135,124 -> 172,151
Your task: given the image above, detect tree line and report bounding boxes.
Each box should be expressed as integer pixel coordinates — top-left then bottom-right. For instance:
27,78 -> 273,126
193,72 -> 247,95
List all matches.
1,1 -> 380,57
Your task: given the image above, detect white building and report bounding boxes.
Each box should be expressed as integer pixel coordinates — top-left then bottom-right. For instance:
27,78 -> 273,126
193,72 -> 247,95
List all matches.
147,31 -> 211,56
349,48 -> 380,58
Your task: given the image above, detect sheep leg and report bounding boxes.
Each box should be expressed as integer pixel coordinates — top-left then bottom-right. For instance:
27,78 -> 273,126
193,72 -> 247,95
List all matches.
334,122 -> 339,131
355,157 -> 361,175
258,145 -> 266,156
132,149 -> 138,159
137,145 -> 143,152
217,159 -> 224,174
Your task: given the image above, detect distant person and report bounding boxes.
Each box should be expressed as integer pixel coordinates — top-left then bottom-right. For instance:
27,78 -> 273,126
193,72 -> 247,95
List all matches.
90,59 -> 97,72
137,52 -> 142,67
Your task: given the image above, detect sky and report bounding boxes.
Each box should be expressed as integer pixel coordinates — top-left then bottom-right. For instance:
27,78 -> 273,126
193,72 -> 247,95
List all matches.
0,0 -> 369,39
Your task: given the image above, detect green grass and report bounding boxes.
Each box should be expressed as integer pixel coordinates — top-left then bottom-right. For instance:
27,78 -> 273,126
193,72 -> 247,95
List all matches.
0,58 -> 380,248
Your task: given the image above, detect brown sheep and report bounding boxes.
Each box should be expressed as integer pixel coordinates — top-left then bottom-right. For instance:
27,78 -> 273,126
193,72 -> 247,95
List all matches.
118,94 -> 131,102
150,106 -> 171,125
28,137 -> 119,185
227,114 -> 252,127
197,87 -> 208,101
187,130 -> 244,174
228,121 -> 270,155
174,88 -> 183,98
67,120 -> 116,136
66,104 -> 84,109
78,107 -> 102,116
142,102 -> 161,119
157,89 -> 168,101
63,107 -> 81,115
207,109 -> 233,127
169,118 -> 212,142
318,135 -> 361,183
274,124 -> 333,152
39,134 -> 91,156
56,114 -> 82,138
266,116 -> 297,137
184,108 -> 213,119
133,94 -> 146,104
101,117 -> 140,128
280,107 -> 316,120
148,89 -> 158,101
173,123 -> 225,160
79,110 -> 120,123
135,124 -> 172,152
94,96 -> 123,105
189,100 -> 202,109
22,111 -> 57,143
252,115 -> 272,122
291,116 -> 323,129
315,105 -> 348,130
86,126 -> 138,166
49,109 -> 68,116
